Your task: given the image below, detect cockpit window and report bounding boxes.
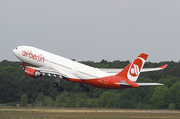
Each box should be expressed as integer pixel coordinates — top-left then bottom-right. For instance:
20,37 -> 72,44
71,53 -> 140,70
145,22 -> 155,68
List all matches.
16,47 -> 18,50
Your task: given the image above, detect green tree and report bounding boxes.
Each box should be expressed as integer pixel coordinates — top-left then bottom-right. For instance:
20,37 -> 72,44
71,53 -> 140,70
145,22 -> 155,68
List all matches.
168,103 -> 176,110
20,94 -> 28,106
96,91 -> 112,108
55,91 -> 76,107
44,97 -> 54,107
150,86 -> 170,109
84,98 -> 96,107
168,82 -> 180,109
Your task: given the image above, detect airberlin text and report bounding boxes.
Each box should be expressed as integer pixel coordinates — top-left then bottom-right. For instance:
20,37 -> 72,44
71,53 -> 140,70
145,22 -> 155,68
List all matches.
22,51 -> 45,63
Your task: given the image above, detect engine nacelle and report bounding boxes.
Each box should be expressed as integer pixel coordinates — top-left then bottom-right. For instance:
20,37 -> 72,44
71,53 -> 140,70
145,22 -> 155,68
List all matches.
24,68 -> 42,78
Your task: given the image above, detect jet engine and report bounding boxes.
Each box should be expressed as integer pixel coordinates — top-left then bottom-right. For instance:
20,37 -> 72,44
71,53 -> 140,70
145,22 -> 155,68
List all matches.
24,68 -> 42,78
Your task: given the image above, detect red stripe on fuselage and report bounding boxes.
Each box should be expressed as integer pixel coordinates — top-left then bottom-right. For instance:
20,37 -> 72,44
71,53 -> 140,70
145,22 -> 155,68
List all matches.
65,76 -> 138,89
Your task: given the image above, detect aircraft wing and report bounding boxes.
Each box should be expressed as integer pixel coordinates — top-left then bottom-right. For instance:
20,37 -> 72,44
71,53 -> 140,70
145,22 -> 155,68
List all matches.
99,68 -> 123,73
25,65 -> 78,79
100,64 -> 168,74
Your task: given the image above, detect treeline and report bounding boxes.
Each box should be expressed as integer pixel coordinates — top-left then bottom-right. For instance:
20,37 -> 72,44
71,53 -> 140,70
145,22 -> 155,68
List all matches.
0,60 -> 180,109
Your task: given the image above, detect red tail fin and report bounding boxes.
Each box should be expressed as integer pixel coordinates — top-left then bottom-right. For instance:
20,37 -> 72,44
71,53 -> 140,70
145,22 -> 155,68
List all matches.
116,53 -> 148,82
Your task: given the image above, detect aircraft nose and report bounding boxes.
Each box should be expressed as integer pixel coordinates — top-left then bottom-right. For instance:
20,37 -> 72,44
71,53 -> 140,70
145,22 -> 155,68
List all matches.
13,47 -> 18,56
13,48 -> 16,54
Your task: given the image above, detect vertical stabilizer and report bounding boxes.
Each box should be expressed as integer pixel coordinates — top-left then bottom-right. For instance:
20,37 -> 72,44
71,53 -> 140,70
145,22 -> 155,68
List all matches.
116,53 -> 148,82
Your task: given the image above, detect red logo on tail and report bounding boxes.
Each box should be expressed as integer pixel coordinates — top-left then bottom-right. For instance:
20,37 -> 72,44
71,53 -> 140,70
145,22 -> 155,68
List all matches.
128,58 -> 143,78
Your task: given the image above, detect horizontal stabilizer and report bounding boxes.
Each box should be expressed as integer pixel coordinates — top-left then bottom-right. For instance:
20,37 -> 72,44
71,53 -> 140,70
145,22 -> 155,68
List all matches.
137,83 -> 163,86
141,64 -> 168,72
100,64 -> 168,74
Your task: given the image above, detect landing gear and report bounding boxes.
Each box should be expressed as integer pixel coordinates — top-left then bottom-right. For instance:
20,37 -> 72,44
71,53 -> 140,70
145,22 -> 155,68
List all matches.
57,86 -> 64,91
82,87 -> 89,92
53,82 -> 58,87
79,83 -> 85,87
79,83 -> 89,92
54,78 -> 64,92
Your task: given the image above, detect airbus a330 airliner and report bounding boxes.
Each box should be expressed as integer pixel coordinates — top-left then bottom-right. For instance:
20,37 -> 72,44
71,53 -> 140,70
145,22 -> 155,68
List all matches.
13,46 -> 167,92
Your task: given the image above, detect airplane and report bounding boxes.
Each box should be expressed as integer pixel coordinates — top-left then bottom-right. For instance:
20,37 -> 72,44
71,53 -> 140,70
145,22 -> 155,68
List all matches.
13,46 -> 168,92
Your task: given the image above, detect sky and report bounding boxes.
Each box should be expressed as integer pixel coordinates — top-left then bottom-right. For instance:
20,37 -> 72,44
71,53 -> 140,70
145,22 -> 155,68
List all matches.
1,0 -> 180,62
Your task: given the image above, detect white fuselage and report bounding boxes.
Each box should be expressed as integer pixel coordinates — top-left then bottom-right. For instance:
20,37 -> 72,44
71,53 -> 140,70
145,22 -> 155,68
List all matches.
13,46 -> 111,79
